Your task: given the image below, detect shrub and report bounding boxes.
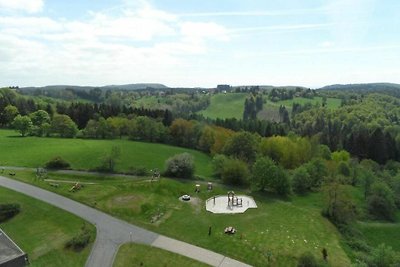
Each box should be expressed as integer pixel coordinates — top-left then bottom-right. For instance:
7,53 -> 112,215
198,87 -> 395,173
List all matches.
0,203 -> 21,222
211,154 -> 228,178
297,252 -> 318,267
45,156 -> 71,169
367,182 -> 396,221
164,153 -> 195,179
292,167 -> 311,194
129,166 -> 149,176
65,224 -> 92,251
221,158 -> 249,186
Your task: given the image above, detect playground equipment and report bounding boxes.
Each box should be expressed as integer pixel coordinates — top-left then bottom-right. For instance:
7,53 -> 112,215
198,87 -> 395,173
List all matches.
69,182 -> 82,192
151,168 -> 160,182
207,182 -> 213,191
227,191 -> 243,207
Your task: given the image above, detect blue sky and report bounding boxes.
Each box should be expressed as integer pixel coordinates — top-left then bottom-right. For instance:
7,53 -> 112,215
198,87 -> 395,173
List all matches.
0,0 -> 399,88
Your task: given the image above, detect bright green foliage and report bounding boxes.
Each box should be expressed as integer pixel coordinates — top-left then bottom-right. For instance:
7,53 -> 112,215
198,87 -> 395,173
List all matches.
3,104 -> 19,125
51,114 -> 78,138
252,157 -> 277,191
260,136 -> 313,169
304,158 -> 328,189
332,150 -> 350,163
367,182 -> 396,221
29,110 -> 51,136
99,146 -> 121,172
292,167 -> 311,195
164,153 -> 195,179
211,154 -> 228,178
223,131 -> 259,163
129,116 -> 167,142
338,161 -> 351,177
324,183 -> 356,225
221,157 -> 249,185
12,115 -> 32,136
369,244 -> 399,267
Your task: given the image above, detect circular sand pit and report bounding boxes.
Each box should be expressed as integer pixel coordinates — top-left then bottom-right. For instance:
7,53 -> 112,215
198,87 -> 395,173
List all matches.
206,195 -> 257,214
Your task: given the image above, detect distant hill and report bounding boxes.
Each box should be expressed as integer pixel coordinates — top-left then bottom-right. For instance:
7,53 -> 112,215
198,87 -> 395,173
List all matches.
318,83 -> 400,98
318,83 -> 400,91
21,83 -> 168,91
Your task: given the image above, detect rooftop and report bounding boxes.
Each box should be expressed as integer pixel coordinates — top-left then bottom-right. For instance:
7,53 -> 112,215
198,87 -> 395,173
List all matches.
0,228 -> 26,265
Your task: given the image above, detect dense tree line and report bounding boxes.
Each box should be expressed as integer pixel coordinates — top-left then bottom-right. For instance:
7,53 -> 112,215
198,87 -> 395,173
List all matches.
292,94 -> 400,164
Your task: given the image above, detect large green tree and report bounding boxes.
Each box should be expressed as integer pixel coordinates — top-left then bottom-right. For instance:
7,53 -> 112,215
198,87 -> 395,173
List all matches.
12,115 -> 32,136
223,131 -> 259,163
51,114 -> 78,138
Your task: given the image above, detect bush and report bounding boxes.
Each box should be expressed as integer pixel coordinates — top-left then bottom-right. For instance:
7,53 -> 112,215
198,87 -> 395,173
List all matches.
221,158 -> 249,186
292,167 -> 311,195
297,252 -> 318,267
129,166 -> 149,176
45,156 -> 71,169
65,224 -> 92,251
164,153 -> 195,179
211,154 -> 228,178
0,203 -> 21,222
367,182 -> 396,221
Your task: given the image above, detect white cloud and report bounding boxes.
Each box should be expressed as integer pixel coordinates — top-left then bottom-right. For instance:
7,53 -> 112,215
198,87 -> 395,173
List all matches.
0,2 -> 231,87
0,0 -> 44,13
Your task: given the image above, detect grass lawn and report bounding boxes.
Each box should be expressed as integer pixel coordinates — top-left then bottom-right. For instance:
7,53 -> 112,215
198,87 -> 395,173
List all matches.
0,186 -> 95,267
114,243 -> 209,267
6,169 -> 351,267
198,93 -> 247,120
0,129 -> 213,178
356,221 -> 400,252
274,97 -> 341,110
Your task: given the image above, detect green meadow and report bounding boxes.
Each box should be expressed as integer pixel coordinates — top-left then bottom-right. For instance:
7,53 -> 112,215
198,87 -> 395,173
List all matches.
0,130 -> 213,178
6,169 -> 351,267
198,93 -> 247,119
114,243 -> 209,267
0,186 -> 95,267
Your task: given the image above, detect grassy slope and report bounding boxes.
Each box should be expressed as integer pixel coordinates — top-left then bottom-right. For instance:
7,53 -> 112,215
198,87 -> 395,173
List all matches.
7,170 -> 350,267
198,94 -> 340,121
0,130 -> 213,178
114,243 -> 209,267
0,186 -> 95,267
198,93 -> 247,119
274,97 -> 341,110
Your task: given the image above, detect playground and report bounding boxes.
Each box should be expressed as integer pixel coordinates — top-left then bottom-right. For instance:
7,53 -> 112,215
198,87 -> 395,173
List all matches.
205,191 -> 257,214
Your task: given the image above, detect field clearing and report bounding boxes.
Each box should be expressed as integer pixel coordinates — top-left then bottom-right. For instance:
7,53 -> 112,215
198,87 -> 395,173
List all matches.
0,130 -> 213,178
198,94 -> 340,121
0,186 -> 95,267
7,169 -> 351,267
198,93 -> 247,119
114,243 -> 209,267
272,97 -> 341,109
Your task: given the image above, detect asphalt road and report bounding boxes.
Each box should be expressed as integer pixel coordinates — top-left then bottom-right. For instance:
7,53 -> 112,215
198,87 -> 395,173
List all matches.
0,176 -> 252,267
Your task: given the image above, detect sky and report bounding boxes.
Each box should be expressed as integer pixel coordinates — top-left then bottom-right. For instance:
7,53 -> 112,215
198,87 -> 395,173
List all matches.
0,0 -> 400,88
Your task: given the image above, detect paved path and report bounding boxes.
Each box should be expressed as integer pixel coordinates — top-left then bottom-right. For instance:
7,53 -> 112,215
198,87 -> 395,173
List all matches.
0,176 -> 252,267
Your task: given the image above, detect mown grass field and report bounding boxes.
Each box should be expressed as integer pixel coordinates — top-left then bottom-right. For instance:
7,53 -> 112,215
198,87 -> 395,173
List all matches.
0,130 -> 213,178
198,94 -> 341,121
274,97 -> 341,109
197,93 -> 247,119
0,186 -> 95,267
114,243 -> 209,267
7,169 -> 351,267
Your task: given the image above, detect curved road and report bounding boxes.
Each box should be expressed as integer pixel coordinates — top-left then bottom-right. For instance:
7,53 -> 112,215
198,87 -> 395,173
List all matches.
0,176 -> 251,267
